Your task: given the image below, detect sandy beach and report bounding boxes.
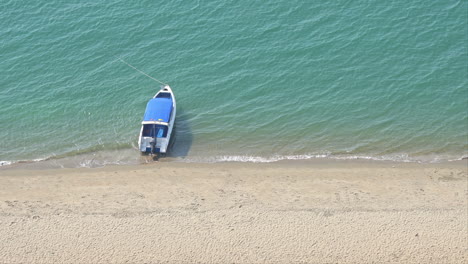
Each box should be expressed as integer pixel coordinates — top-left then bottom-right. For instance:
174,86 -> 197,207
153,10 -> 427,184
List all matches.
0,159 -> 466,263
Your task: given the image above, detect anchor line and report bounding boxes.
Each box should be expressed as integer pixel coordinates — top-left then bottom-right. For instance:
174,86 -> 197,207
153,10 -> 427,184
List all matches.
115,56 -> 168,86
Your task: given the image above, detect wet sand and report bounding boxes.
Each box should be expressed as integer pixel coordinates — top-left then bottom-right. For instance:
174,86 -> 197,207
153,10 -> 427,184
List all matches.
0,160 -> 467,263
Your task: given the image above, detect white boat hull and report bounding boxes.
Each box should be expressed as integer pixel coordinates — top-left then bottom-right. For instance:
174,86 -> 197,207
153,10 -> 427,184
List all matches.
138,85 -> 176,154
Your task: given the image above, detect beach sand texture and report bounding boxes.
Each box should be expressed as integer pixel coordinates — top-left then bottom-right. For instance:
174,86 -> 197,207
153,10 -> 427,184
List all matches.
0,160 -> 467,263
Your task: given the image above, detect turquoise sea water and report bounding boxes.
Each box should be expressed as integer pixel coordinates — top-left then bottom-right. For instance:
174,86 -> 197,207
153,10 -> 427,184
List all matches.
1,1 -> 467,167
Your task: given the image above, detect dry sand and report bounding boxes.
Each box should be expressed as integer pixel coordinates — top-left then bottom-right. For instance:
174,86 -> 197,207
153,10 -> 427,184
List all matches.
0,160 -> 467,263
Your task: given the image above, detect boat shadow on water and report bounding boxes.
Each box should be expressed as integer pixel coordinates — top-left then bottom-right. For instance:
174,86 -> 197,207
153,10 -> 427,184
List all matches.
168,108 -> 193,158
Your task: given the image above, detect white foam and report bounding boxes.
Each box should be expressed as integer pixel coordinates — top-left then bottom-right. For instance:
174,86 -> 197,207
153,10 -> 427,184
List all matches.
177,152 -> 465,164
181,154 -> 331,163
0,157 -> 50,167
0,160 -> 13,166
3,151 -> 465,168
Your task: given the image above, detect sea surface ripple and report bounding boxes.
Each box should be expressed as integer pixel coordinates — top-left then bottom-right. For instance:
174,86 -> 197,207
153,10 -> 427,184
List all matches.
0,1 -> 466,167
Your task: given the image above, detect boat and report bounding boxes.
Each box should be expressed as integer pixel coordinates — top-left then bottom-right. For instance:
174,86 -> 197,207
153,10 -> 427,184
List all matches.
138,85 -> 176,155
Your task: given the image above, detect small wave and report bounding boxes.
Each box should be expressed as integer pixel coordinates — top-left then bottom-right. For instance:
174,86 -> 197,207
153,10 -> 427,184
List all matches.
177,153 -> 467,164
0,161 -> 13,166
2,151 -> 466,169
0,158 -> 50,167
181,154 -> 331,163
47,142 -> 135,161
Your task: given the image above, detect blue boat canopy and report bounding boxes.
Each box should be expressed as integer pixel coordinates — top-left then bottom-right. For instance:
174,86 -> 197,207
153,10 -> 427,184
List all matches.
143,97 -> 173,123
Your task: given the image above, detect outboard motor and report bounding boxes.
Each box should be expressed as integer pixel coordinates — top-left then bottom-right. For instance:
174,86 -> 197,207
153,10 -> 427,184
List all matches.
149,139 -> 156,155
149,125 -> 157,155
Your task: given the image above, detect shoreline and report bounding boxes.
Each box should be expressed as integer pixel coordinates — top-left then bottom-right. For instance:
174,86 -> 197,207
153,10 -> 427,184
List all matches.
1,154 -> 467,171
1,159 -> 467,263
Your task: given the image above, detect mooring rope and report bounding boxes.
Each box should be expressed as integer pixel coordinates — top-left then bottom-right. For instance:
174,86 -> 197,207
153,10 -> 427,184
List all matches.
115,56 -> 168,86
